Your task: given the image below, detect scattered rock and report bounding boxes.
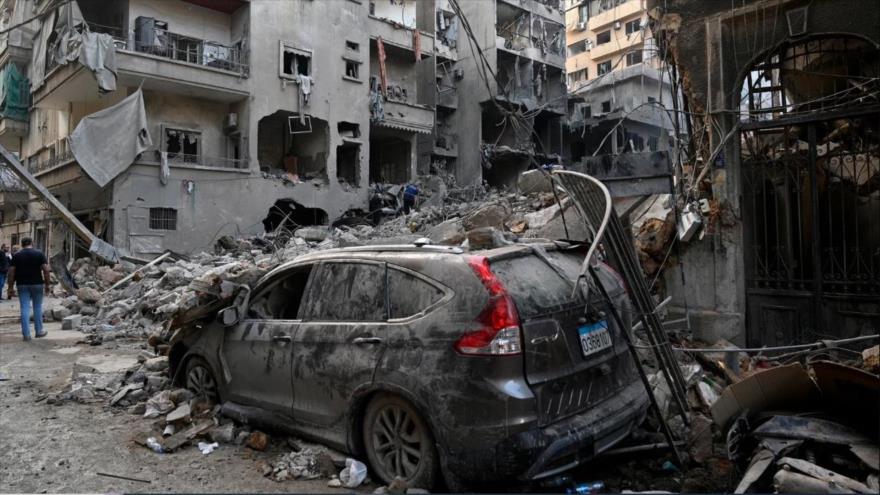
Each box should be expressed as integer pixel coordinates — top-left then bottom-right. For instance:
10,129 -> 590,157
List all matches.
166,403 -> 191,423
463,203 -> 510,230
246,431 -> 269,451
209,423 -> 235,444
61,314 -> 83,330
427,218 -> 465,245
294,227 -> 328,243
388,476 -> 409,494
143,356 -> 169,372
75,287 -> 102,304
517,169 -> 553,194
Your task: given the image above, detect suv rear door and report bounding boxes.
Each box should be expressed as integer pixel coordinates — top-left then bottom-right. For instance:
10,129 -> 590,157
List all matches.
292,260 -> 388,428
490,251 -> 637,426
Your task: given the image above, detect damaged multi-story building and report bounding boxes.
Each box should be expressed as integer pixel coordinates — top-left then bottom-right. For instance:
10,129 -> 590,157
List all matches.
0,0 -> 444,258
647,0 -> 880,345
441,0 -> 568,187
564,0 -> 681,158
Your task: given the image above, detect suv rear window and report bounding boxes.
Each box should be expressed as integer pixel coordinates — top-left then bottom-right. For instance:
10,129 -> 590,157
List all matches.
491,254 -> 582,318
388,267 -> 444,319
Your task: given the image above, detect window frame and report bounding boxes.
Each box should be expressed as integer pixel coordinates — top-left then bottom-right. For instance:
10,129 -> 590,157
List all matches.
386,263 -> 452,322
279,42 -> 313,80
301,260 -> 390,323
148,207 -> 177,231
625,50 -> 643,66
245,263 -> 317,322
597,60 -> 612,76
596,30 -> 611,45
160,124 -> 202,164
624,19 -> 641,36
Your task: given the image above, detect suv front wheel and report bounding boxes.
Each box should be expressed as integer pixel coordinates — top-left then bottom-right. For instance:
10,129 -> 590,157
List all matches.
363,394 -> 438,488
185,356 -> 219,402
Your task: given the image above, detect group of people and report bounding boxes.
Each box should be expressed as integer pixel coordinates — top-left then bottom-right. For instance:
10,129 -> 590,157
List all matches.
0,239 -> 51,341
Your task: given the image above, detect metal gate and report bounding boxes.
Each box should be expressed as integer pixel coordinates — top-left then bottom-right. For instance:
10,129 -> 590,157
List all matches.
741,113 -> 880,347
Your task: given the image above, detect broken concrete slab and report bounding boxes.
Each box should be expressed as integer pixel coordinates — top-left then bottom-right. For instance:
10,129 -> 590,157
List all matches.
294,227 -> 328,243
143,356 -> 169,372
427,218 -> 465,245
73,354 -> 139,375
517,169 -> 553,194
462,203 -> 510,231
166,403 -> 191,423
61,314 -> 83,330
76,287 -> 102,304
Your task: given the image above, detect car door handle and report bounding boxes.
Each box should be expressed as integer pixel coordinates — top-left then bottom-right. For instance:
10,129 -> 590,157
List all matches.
272,335 -> 293,343
353,337 -> 383,345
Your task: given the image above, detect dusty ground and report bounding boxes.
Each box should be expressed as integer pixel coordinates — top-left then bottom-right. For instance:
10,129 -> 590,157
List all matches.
0,298 -> 354,494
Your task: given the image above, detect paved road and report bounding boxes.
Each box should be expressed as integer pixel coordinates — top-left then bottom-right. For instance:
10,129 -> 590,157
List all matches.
0,297 -> 352,493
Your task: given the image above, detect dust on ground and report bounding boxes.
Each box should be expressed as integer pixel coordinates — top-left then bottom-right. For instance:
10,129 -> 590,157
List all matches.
0,299 -> 357,494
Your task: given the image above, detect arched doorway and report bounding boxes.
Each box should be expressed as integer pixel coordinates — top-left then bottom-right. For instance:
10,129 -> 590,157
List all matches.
738,36 -> 880,346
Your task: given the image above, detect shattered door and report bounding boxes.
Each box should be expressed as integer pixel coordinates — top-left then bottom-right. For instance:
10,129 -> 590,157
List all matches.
741,114 -> 880,346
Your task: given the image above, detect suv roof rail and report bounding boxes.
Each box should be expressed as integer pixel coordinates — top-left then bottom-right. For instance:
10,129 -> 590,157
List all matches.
312,244 -> 465,255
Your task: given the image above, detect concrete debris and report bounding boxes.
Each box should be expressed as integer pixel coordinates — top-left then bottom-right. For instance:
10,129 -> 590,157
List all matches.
265,447 -> 330,481
165,403 -> 191,423
61,314 -> 82,330
246,431 -> 269,451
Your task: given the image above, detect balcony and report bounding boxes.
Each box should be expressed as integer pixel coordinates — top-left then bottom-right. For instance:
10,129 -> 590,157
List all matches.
588,0 -> 643,31
495,5 -> 566,68
0,76 -> 30,150
34,22 -> 249,109
136,149 -> 249,171
374,100 -> 434,135
368,16 -> 435,59
499,0 -> 564,22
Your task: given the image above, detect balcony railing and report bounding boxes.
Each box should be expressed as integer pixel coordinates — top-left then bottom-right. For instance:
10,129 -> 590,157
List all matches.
46,23 -> 249,75
139,149 -> 248,170
27,148 -> 74,174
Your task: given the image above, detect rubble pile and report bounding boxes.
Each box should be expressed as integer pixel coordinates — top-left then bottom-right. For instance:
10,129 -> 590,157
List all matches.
646,339 -> 880,494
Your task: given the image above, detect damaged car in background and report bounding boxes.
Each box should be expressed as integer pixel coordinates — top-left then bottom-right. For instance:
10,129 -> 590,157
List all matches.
162,241 -> 648,489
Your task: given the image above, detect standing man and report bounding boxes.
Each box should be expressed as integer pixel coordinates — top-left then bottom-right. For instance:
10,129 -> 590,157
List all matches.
6,237 -> 51,341
0,244 -> 9,299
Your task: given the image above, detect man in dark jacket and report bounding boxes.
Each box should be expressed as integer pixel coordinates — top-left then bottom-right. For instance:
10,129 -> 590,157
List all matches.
0,244 -> 9,299
7,237 -> 51,340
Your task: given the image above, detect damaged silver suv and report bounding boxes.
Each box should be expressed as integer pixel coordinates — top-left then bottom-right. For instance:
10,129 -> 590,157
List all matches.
169,242 -> 648,489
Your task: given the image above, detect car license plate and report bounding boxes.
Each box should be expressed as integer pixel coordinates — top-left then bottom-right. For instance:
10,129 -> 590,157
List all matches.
578,321 -> 612,358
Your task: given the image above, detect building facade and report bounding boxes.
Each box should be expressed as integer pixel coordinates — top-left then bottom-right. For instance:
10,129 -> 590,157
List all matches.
564,0 -> 680,159
448,0 -> 568,187
1,0 -> 443,259
648,0 -> 880,345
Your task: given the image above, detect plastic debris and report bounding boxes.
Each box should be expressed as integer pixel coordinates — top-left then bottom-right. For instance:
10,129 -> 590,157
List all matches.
339,458 -> 368,488
198,442 -> 219,455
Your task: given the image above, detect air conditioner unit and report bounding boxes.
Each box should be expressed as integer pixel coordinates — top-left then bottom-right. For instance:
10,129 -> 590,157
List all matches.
224,113 -> 239,133
613,20 -> 622,30
576,21 -> 587,31
584,40 -> 593,51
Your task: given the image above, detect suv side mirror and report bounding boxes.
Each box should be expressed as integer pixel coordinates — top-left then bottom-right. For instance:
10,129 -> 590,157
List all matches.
218,306 -> 240,326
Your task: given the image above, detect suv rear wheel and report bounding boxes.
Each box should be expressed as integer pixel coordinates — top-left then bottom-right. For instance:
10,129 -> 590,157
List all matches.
185,356 -> 218,402
363,394 -> 438,488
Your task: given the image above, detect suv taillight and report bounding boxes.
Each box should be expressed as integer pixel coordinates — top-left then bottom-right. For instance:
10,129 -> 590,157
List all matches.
455,256 -> 522,356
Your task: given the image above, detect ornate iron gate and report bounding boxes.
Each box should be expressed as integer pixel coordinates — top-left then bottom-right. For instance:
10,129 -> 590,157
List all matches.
741,113 -> 880,346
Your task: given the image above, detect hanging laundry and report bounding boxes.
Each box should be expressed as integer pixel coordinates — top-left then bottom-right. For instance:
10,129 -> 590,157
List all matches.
377,37 -> 388,97
413,29 -> 421,62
